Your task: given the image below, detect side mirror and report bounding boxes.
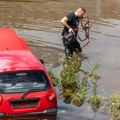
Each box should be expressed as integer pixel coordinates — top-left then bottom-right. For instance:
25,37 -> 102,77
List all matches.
39,59 -> 44,64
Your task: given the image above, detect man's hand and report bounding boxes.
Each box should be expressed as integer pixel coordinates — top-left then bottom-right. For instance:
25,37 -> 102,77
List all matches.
69,28 -> 75,34
83,14 -> 92,20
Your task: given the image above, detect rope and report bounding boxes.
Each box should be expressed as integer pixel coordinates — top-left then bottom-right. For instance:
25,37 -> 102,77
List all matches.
78,17 -> 92,48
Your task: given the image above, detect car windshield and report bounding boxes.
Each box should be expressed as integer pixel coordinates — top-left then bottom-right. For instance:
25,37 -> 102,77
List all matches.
0,70 -> 51,94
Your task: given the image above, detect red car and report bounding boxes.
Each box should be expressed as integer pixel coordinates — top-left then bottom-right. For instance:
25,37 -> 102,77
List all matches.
0,28 -> 57,119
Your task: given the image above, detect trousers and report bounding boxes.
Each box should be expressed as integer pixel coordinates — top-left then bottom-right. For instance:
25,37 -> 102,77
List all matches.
62,37 -> 82,55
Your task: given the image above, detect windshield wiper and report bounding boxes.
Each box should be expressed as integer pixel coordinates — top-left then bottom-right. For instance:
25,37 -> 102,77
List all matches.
21,87 -> 48,99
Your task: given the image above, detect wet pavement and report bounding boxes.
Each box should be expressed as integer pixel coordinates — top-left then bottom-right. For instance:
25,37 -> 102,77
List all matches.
0,0 -> 120,119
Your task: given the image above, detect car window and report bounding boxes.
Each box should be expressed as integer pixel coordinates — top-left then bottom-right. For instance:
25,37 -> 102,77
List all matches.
0,70 -> 51,94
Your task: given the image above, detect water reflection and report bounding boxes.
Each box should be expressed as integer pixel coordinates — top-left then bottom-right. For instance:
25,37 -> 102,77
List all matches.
0,0 -> 120,120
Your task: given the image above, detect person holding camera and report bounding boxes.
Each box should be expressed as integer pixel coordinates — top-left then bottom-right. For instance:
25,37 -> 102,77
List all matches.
61,8 -> 86,56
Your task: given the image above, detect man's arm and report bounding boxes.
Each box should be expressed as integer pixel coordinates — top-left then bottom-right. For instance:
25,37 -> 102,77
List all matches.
61,16 -> 74,33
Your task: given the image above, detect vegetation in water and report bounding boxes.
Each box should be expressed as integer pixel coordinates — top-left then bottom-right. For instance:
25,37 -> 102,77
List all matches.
48,53 -> 120,119
104,94 -> 120,120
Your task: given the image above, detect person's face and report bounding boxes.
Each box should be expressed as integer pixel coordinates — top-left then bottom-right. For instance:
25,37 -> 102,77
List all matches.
77,10 -> 85,17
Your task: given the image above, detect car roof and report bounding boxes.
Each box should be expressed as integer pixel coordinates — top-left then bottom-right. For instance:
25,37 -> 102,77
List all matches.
0,28 -> 28,50
0,50 -> 44,72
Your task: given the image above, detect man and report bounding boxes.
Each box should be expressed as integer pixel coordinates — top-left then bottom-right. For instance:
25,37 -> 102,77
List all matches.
61,8 -> 86,56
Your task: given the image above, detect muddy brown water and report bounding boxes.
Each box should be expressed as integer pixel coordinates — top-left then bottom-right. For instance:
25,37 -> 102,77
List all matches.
0,0 -> 120,120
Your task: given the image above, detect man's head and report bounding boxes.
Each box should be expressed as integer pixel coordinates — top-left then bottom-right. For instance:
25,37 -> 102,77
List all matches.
75,8 -> 86,17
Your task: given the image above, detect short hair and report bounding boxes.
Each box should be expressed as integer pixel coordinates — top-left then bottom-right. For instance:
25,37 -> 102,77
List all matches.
81,7 -> 86,13
77,7 -> 86,13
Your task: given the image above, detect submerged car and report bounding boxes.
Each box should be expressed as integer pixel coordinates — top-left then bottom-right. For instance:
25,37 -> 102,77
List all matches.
0,28 -> 57,119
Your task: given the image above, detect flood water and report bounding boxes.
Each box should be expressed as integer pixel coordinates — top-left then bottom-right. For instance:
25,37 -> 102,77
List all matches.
0,0 -> 120,120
